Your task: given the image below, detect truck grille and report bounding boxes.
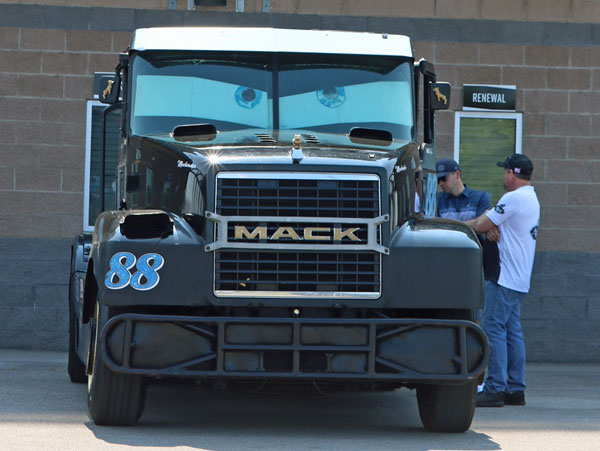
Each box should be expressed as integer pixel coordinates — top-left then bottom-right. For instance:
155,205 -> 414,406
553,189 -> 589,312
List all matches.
213,173 -> 381,298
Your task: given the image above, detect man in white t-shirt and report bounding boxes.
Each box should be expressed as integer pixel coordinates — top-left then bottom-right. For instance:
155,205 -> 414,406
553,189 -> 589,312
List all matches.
465,154 -> 540,408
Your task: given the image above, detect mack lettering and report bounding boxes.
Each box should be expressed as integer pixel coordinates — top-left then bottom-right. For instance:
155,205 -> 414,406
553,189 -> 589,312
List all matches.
234,225 -> 361,241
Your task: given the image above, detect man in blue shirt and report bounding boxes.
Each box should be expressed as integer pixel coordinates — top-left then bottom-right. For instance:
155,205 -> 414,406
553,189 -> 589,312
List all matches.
436,158 -> 490,221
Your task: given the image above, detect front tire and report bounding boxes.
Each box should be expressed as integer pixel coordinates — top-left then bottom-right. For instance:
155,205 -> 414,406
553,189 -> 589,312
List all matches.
87,302 -> 146,425
416,380 -> 477,432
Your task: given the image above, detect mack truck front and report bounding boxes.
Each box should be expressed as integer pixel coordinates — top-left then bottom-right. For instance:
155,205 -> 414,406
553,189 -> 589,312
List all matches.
68,27 -> 489,432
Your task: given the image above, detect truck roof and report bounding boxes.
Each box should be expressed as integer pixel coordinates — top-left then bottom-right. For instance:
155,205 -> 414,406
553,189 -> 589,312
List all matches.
130,27 -> 413,57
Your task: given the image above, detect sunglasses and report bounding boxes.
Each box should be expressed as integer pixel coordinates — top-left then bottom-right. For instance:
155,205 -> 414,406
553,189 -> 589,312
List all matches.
437,176 -> 447,183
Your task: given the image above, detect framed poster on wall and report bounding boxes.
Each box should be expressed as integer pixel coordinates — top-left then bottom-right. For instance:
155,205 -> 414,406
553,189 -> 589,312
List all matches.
453,111 -> 523,206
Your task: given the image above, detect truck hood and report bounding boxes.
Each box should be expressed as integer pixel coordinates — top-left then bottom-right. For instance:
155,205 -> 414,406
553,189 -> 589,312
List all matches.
137,129 -> 416,176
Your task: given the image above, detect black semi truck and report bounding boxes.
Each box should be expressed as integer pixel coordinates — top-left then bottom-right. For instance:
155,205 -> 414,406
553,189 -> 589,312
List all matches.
68,27 -> 489,432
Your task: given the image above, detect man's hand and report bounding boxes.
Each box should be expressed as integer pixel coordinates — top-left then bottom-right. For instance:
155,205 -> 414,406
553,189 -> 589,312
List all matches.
486,225 -> 500,242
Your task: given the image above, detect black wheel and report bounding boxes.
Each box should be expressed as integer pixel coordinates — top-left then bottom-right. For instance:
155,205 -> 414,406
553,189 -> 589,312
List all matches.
416,380 -> 477,432
68,296 -> 87,383
87,302 -> 146,426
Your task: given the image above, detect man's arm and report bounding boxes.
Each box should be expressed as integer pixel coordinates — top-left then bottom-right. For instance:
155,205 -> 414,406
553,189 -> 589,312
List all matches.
465,211 -> 496,234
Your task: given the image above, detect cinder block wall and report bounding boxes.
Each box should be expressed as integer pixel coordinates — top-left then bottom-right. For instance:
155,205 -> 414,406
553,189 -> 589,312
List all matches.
0,2 -> 599,361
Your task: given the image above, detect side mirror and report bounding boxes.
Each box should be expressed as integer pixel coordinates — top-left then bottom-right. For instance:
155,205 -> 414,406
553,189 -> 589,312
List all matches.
99,75 -> 120,104
430,82 -> 451,110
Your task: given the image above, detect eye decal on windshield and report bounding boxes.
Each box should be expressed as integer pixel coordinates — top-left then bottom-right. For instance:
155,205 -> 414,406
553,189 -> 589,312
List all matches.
235,87 -> 262,109
317,86 -> 346,108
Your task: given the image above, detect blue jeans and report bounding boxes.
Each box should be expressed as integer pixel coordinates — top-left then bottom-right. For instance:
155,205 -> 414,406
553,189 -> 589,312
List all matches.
482,281 -> 527,394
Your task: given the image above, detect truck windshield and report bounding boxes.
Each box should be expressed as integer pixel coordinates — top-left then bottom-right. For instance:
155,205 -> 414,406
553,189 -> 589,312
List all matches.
130,51 -> 414,141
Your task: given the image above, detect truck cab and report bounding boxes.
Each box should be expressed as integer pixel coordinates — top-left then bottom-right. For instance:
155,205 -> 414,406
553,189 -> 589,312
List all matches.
68,27 -> 488,432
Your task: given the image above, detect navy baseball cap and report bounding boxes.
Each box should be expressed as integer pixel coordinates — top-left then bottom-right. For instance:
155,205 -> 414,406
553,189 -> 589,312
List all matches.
436,158 -> 460,177
497,154 -> 533,176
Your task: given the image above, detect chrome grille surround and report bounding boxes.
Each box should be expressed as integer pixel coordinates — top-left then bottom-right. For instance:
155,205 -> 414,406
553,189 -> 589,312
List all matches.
208,172 -> 384,299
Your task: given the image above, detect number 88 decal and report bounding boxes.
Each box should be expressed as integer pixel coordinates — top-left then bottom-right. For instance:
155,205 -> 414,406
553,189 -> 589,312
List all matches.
105,252 -> 165,291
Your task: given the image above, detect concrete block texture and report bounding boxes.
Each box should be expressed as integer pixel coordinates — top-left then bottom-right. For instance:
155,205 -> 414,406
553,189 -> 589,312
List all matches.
0,50 -> 42,73
21,28 -> 65,51
546,159 -> 590,183
571,47 -> 600,68
0,191 -> 36,214
591,162 -> 600,183
543,206 -> 588,229
14,167 -> 61,191
66,30 -> 112,52
17,74 -> 63,98
40,99 -> 85,123
35,192 -> 83,215
523,136 -> 568,160
481,0 -> 526,21
502,66 -> 547,90
0,122 -> 16,145
567,230 -> 600,252
526,0 -> 571,22
38,145 -> 84,170
0,98 -> 41,121
587,206 -> 600,228
435,0 -> 480,19
572,0 -> 600,23
568,183 -> 600,206
545,114 -> 591,138
0,26 -> 19,49
526,45 -> 569,68
0,73 -> 17,96
479,43 -> 524,65
5,0 -> 600,25
523,319 -> 600,363
570,91 -> 600,115
548,68 -> 592,91
569,137 -> 600,160
0,168 -> 13,190
41,52 -> 88,76
15,121 -> 63,146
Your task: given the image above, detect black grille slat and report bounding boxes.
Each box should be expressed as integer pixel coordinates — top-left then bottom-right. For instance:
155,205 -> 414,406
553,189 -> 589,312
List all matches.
214,175 -> 381,296
217,179 -> 379,219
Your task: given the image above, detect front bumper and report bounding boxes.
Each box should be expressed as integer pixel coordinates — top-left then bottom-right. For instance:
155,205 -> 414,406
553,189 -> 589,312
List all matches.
101,315 -> 489,383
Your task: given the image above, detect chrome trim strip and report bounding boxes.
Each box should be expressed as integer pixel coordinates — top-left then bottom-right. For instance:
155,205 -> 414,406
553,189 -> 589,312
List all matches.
214,290 -> 381,299
205,212 -> 389,255
217,172 -> 380,181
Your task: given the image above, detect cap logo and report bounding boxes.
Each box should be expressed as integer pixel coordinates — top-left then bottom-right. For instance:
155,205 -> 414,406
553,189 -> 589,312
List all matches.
514,167 -> 521,174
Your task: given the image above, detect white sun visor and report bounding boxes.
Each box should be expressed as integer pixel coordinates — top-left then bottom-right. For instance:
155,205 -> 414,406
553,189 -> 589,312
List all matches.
131,27 -> 413,58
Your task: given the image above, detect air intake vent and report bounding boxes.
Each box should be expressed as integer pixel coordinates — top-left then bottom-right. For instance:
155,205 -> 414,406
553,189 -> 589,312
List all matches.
255,133 -> 276,143
301,134 -> 320,144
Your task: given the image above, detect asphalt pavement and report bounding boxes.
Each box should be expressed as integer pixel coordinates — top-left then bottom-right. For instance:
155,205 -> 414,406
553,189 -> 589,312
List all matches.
0,349 -> 599,451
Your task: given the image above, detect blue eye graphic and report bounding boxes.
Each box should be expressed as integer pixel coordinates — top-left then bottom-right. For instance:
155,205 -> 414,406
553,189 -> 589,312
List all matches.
317,87 -> 346,108
235,87 -> 262,109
